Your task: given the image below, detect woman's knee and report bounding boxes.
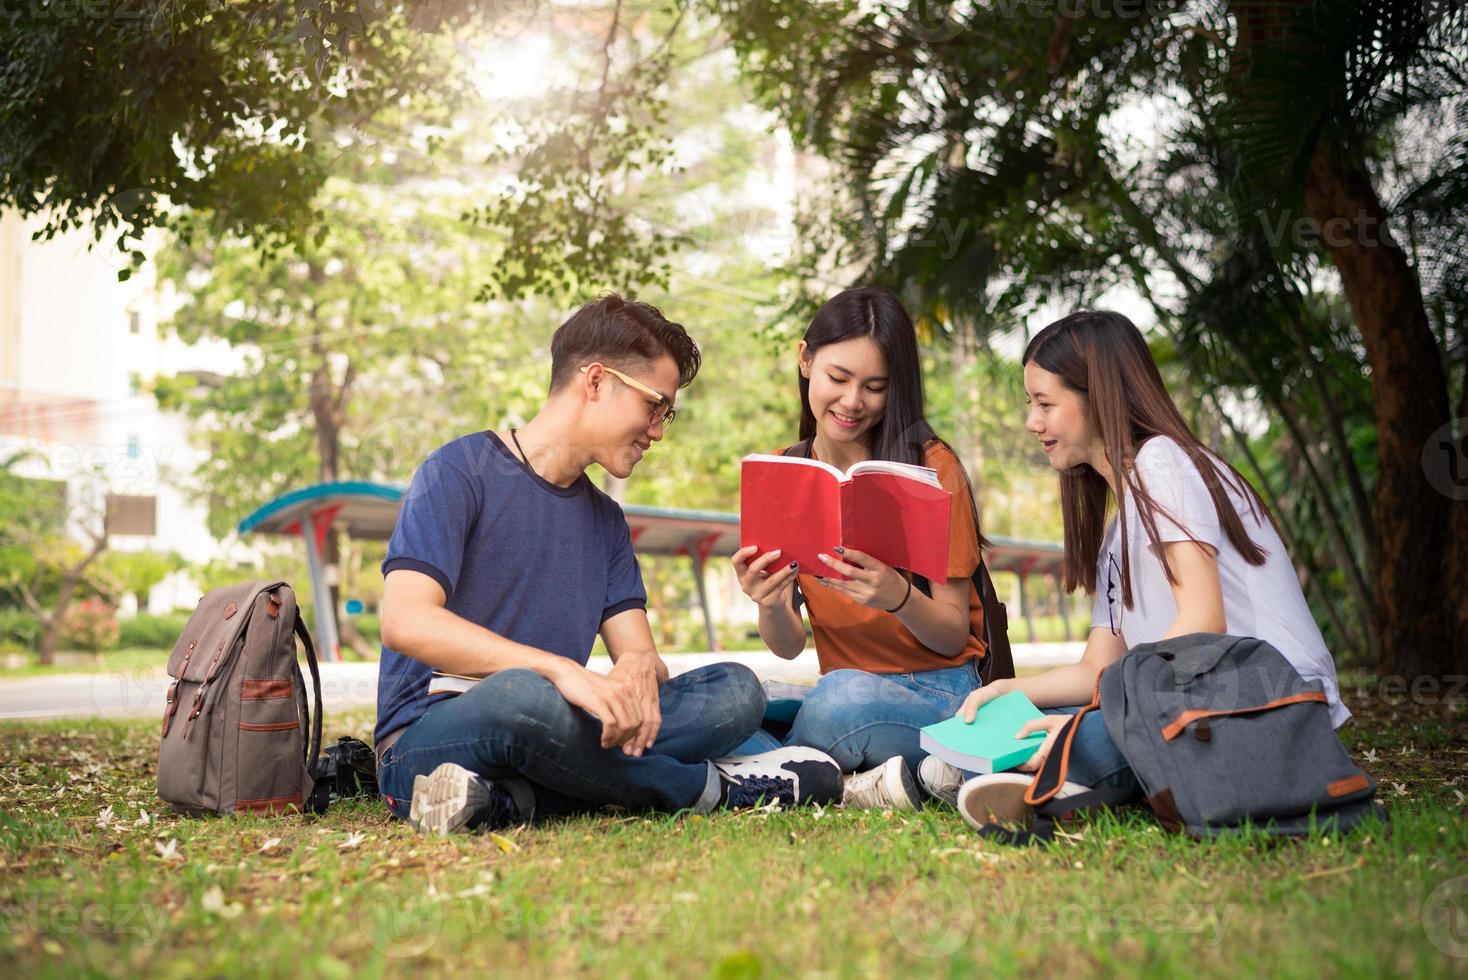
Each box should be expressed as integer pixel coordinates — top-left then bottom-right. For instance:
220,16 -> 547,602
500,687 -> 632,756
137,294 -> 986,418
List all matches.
790,670 -> 873,743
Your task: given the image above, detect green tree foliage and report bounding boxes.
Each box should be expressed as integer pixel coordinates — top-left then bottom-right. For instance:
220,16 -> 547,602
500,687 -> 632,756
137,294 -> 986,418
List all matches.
708,0 -> 1467,675
0,1 -> 477,278
0,451 -> 114,662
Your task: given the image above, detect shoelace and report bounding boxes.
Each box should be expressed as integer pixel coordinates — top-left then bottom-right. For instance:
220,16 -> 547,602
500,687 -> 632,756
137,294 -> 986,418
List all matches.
727,773 -> 796,808
927,761 -> 963,792
843,769 -> 893,808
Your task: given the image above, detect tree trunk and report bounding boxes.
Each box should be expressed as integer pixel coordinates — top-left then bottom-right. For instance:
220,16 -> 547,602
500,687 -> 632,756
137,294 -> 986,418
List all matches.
1302,145 -> 1465,679
1228,0 -> 1466,680
32,533 -> 108,665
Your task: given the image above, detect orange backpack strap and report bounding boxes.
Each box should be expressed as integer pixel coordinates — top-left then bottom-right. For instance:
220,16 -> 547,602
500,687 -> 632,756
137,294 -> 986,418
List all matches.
1023,673 -> 1102,807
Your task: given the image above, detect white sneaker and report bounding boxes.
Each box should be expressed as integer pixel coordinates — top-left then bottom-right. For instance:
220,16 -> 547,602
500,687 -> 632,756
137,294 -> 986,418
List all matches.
713,746 -> 842,809
916,755 -> 967,807
841,756 -> 921,811
955,772 -> 1091,832
408,762 -> 529,836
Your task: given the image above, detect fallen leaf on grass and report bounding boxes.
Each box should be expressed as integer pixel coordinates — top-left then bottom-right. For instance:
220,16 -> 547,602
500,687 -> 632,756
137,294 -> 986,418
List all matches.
201,884 -> 244,919
337,832 -> 367,851
258,837 -> 282,854
487,832 -> 518,854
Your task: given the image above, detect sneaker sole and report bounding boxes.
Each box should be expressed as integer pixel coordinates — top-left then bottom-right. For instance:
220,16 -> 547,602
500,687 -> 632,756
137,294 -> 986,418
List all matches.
956,774 -> 1091,831
409,762 -> 492,836
957,774 -> 1032,829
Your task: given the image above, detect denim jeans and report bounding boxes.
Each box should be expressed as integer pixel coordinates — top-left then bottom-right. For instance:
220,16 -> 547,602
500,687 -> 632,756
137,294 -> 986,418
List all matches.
377,662 -> 765,822
1043,705 -> 1139,792
734,662 -> 981,773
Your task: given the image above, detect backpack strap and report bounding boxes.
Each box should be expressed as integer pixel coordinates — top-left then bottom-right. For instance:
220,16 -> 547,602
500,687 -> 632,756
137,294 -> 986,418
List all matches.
292,612 -> 324,777
975,785 -> 1138,846
912,557 -> 1014,685
974,677 -> 1133,845
1023,677 -> 1102,807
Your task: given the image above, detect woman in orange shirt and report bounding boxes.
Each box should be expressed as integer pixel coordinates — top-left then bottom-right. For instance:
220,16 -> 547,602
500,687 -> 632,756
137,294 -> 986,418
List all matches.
731,287 -> 990,810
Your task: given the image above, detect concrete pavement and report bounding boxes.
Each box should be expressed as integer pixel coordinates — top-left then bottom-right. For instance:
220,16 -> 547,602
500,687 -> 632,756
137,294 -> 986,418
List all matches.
0,643 -> 1085,721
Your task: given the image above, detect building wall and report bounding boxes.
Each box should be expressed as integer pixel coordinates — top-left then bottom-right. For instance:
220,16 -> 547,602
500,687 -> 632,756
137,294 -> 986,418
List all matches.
0,210 -> 256,615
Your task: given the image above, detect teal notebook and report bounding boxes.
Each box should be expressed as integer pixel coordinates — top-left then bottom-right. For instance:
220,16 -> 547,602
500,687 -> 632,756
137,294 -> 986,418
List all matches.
919,690 -> 1049,774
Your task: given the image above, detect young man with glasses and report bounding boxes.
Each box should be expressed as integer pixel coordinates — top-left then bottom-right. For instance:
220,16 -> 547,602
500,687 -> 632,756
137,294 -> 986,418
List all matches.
374,294 -> 841,835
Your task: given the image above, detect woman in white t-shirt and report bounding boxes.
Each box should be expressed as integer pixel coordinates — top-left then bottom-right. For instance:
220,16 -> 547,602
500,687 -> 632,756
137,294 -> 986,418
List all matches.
923,309 -> 1350,828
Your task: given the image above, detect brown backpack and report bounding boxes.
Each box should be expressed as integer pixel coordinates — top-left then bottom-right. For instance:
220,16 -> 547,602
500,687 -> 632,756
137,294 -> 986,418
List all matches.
157,581 -> 323,816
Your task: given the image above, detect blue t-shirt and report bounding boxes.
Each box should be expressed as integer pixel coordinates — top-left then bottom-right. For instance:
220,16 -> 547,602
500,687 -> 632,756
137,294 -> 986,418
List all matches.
374,430 -> 647,743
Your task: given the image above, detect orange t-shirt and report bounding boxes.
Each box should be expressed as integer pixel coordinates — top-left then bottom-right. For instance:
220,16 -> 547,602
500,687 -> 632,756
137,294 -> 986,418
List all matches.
791,440 -> 986,674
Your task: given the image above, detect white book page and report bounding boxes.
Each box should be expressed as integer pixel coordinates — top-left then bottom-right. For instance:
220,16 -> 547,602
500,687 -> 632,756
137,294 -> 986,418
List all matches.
846,459 -> 942,488
741,453 -> 848,482
743,453 -> 941,487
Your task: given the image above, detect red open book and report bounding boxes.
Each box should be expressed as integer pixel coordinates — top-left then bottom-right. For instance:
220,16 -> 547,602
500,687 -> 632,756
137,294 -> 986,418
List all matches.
739,454 -> 952,583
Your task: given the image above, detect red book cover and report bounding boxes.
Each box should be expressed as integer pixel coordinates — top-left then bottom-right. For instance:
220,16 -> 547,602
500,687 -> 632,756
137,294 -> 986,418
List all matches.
739,455 -> 952,582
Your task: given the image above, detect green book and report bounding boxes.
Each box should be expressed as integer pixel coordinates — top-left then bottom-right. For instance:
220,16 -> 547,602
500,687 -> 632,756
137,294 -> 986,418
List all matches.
919,690 -> 1049,774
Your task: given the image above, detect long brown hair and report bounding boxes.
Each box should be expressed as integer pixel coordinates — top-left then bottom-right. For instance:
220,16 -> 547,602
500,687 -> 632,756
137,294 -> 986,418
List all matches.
1023,310 -> 1274,607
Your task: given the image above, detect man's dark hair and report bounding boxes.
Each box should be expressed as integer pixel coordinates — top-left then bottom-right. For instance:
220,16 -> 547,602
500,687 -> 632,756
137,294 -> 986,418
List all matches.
548,293 -> 700,394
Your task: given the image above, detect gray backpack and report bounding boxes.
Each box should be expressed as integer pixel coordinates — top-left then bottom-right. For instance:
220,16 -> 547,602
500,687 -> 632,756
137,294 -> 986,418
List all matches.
1006,633 -> 1383,841
157,581 -> 323,816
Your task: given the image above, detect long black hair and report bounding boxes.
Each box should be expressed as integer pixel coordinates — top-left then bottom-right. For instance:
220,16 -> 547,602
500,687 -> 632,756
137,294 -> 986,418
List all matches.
798,286 -> 988,548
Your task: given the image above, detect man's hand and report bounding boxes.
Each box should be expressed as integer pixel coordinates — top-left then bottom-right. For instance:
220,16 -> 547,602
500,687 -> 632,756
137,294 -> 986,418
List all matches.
548,663 -> 646,753
607,650 -> 665,756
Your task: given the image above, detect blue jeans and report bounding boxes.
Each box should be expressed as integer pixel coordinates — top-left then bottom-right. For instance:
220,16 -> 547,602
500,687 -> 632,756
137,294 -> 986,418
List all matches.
735,662 -> 981,773
1043,705 -> 1139,792
377,662 -> 765,822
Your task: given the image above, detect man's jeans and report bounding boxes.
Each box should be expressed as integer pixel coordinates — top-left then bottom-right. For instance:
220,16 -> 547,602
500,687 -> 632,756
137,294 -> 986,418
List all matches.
734,661 -> 981,773
377,662 -> 765,822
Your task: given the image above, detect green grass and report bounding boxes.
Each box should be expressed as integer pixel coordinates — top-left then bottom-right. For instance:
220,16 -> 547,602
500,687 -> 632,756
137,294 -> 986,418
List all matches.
2,690 -> 1465,977
0,647 -> 171,680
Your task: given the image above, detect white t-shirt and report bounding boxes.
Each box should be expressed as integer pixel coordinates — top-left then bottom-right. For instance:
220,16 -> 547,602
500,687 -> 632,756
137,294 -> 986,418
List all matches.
1089,436 -> 1350,727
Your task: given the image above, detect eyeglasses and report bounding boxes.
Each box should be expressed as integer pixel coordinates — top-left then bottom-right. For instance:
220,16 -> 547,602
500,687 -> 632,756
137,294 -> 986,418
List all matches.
582,365 -> 677,428
1105,552 -> 1124,638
